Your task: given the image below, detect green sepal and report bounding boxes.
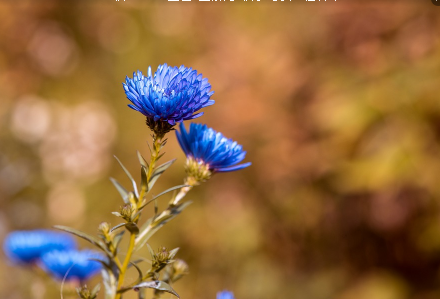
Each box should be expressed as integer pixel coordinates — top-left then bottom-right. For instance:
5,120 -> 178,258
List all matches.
114,156 -> 139,198
133,281 -> 179,298
54,225 -> 112,257
110,178 -> 129,204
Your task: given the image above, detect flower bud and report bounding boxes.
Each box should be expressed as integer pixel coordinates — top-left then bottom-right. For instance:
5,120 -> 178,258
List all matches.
98,222 -> 110,236
173,259 -> 189,277
120,204 -> 135,221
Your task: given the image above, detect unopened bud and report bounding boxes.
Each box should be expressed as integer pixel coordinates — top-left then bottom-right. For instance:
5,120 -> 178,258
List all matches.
120,204 -> 135,221
98,222 -> 110,236
173,259 -> 189,276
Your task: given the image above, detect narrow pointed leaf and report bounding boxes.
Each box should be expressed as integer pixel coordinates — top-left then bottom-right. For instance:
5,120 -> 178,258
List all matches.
102,269 -> 117,299
156,152 -> 166,161
143,185 -> 190,211
148,159 -> 176,190
146,141 -> 152,155
134,202 -> 192,252
130,261 -> 144,285
133,281 -> 179,298
54,225 -> 111,256
146,243 -> 155,259
91,284 -> 101,297
114,156 -> 139,198
110,178 -> 129,204
112,212 -> 123,218
152,159 -> 176,178
140,166 -> 148,192
168,248 -> 180,260
137,151 -> 149,168
111,223 -> 126,233
113,230 -> 125,248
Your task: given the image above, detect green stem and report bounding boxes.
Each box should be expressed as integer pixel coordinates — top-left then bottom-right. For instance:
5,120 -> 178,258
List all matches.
114,134 -> 163,299
115,233 -> 136,299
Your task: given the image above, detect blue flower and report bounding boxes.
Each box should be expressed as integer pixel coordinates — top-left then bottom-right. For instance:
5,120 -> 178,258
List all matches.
123,64 -> 214,126
176,123 -> 251,173
39,250 -> 104,281
217,291 -> 235,299
3,230 -> 77,264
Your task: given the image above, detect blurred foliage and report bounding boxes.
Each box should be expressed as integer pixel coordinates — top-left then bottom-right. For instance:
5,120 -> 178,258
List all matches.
0,1 -> 440,299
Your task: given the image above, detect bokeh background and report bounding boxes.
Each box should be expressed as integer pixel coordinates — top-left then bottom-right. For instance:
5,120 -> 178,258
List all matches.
0,1 -> 439,298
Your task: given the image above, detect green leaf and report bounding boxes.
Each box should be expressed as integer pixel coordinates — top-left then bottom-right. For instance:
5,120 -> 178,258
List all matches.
91,284 -> 101,297
133,281 -> 179,298
112,212 -> 123,218
137,151 -> 149,168
146,140 -> 153,155
110,223 -> 126,233
130,262 -> 144,285
110,178 -> 129,204
156,152 -> 166,161
113,230 -> 125,248
168,248 -> 179,260
148,159 -> 176,190
146,243 -> 155,258
152,159 -> 176,177
138,185 -> 189,211
140,166 -> 148,192
54,225 -> 111,256
134,202 -> 192,252
114,156 -> 139,198
101,269 -> 117,299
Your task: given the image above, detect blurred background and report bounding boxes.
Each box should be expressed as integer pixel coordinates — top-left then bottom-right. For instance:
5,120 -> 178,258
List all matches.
0,1 -> 439,298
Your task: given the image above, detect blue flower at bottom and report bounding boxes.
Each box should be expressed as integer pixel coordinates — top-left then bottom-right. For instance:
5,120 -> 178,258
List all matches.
3,230 -> 77,264
176,123 -> 251,172
217,291 -> 235,299
123,64 -> 214,125
40,250 -> 104,281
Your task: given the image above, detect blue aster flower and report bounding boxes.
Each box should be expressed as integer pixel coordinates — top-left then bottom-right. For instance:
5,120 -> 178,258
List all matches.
3,230 -> 77,264
39,250 -> 104,281
217,291 -> 235,299
176,123 -> 251,173
123,64 -> 214,127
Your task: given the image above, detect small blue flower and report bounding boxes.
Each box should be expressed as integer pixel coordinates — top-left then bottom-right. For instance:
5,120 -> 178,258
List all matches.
123,64 -> 215,125
176,123 -> 251,172
217,291 -> 235,299
3,230 -> 77,264
39,250 -> 104,281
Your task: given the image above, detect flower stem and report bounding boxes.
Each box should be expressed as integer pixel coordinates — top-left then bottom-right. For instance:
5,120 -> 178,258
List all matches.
115,233 -> 136,299
115,133 -> 164,299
